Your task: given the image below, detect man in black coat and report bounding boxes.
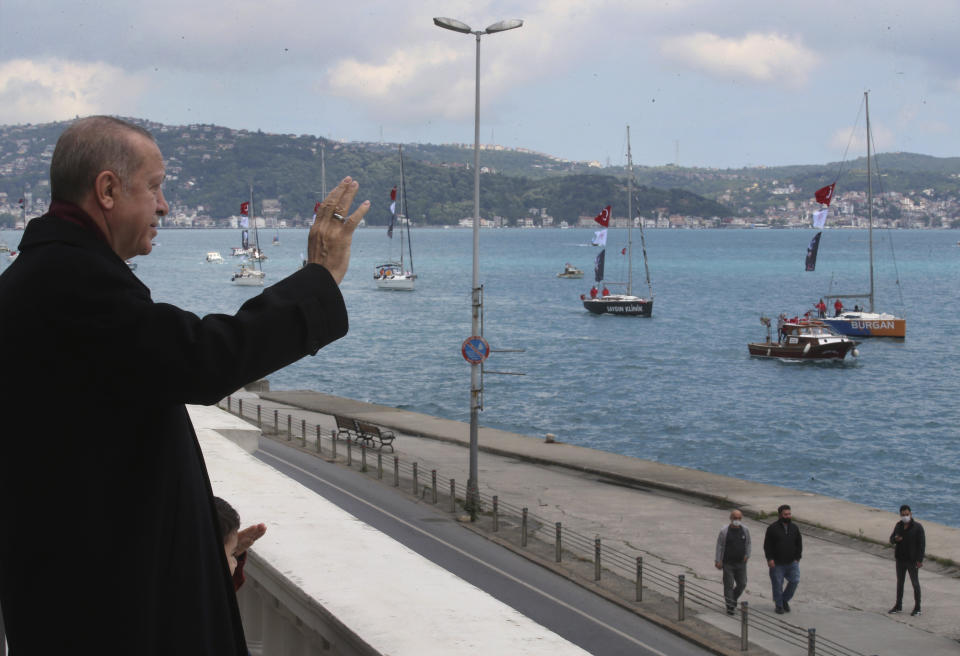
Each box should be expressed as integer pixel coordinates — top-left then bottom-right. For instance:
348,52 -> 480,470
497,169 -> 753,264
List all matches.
0,116 -> 369,654
763,504 -> 802,614
888,504 -> 925,616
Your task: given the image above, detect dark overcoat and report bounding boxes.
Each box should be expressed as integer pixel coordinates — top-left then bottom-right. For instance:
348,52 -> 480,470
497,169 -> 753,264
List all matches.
0,211 -> 348,654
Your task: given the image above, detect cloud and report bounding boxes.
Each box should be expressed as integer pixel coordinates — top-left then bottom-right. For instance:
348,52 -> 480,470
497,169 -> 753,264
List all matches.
325,43 -> 468,120
660,32 -> 819,87
828,122 -> 895,154
0,58 -> 147,124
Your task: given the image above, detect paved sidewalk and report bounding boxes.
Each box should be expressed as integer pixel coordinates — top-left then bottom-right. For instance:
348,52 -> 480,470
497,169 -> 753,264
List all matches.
228,388 -> 960,656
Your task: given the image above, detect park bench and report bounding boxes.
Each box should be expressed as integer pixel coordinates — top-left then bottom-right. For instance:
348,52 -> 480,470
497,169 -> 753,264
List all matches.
334,414 -> 362,443
334,415 -> 396,452
355,420 -> 396,452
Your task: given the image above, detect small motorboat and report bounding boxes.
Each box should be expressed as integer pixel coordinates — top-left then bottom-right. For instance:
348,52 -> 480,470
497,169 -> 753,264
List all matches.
231,263 -> 265,286
748,316 -> 859,360
206,251 -> 223,263
556,263 -> 584,279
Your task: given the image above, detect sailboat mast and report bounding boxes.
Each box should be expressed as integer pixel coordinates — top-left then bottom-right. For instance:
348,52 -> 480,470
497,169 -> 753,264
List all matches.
399,146 -> 415,275
865,91 -> 875,313
626,126 -> 633,297
398,146 -> 405,270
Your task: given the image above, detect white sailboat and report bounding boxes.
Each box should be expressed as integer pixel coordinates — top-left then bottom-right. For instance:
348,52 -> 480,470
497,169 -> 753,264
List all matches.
822,92 -> 905,338
375,145 -> 416,291
582,126 -> 654,317
232,186 -> 265,286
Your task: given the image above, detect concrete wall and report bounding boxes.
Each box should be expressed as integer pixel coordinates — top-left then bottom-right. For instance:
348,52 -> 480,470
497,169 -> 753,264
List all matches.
190,405 -> 590,656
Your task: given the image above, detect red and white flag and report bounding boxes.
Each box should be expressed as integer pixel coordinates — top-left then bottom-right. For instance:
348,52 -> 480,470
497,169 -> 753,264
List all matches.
314,202 -> 321,215
240,201 -> 250,216
814,183 -> 835,206
593,205 -> 611,227
621,247 -> 627,255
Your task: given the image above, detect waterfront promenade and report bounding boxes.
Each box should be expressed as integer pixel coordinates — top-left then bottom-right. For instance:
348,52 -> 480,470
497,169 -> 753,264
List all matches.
228,387 -> 960,656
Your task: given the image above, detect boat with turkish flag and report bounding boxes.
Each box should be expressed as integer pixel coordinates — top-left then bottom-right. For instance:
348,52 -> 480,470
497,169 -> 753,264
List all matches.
818,92 -> 906,338
580,126 -> 653,317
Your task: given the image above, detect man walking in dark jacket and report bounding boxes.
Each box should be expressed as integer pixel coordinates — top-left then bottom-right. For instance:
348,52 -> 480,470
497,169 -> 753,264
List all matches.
763,504 -> 802,614
888,504 -> 925,616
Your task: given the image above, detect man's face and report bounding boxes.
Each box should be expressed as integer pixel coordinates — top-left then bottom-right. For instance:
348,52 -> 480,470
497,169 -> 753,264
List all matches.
106,135 -> 168,260
730,511 -> 743,524
780,508 -> 792,521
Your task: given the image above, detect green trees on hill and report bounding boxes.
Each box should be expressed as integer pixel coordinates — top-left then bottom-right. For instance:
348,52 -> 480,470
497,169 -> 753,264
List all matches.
2,119 -> 959,225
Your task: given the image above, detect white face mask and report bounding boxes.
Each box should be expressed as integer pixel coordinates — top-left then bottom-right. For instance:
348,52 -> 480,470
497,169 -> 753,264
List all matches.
901,515 -> 912,524
731,519 -> 742,527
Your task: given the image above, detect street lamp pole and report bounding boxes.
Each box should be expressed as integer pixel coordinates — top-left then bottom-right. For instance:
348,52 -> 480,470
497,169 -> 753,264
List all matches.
434,16 -> 523,515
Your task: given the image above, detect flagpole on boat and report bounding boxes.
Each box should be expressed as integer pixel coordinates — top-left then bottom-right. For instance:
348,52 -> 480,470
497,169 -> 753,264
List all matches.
626,126 -> 633,297
865,91 -> 875,313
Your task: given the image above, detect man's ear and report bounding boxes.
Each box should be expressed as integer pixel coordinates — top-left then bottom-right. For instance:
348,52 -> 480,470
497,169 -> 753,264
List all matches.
93,170 -> 120,210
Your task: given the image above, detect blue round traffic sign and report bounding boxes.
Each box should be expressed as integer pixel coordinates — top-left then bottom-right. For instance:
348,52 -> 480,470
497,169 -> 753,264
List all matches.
461,336 -> 490,364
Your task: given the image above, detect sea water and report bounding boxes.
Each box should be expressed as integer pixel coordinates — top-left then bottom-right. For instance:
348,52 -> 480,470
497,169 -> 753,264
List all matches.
11,226 -> 953,526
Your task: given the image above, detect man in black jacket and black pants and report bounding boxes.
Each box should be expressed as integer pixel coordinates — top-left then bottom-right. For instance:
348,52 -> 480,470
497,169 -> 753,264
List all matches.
763,504 -> 802,614
888,504 -> 925,616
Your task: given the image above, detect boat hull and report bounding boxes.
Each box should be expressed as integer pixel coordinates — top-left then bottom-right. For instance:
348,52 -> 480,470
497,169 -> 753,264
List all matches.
582,295 -> 653,317
375,276 -> 415,291
557,272 -> 583,279
747,340 -> 855,360
822,315 -> 905,338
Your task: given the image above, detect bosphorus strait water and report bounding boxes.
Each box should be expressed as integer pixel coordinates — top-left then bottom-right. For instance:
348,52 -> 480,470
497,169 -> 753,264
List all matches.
26,226 -> 953,527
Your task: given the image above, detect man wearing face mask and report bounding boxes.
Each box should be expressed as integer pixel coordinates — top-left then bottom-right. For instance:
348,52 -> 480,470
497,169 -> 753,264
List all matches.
888,504 -> 925,617
715,509 -> 751,615
763,504 -> 802,614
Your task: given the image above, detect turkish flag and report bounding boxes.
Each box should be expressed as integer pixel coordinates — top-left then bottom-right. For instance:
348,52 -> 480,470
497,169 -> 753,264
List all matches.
594,205 -> 611,227
390,186 -> 397,201
313,202 -> 321,214
240,201 -> 250,215
621,247 -> 627,255
814,183 -> 836,206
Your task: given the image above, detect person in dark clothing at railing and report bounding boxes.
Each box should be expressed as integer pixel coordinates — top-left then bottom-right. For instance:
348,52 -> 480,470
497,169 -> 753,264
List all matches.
888,504 -> 925,617
0,116 -> 368,655
763,504 -> 802,614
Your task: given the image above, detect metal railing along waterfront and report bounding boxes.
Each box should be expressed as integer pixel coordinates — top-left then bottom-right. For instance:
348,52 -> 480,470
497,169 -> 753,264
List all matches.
220,395 -> 871,656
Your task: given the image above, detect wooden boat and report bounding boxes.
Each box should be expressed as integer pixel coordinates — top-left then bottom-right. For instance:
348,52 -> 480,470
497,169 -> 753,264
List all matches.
581,126 -> 654,317
822,92 -> 905,338
748,316 -> 858,360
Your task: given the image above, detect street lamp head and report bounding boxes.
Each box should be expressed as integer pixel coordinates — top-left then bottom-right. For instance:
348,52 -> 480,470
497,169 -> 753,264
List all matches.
484,19 -> 523,34
433,17 -> 473,33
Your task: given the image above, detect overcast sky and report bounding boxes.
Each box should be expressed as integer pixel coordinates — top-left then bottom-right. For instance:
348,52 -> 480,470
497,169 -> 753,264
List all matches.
2,0 -> 959,169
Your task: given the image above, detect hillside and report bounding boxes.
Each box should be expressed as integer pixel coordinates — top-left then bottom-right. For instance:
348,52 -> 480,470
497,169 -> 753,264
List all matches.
2,119 -> 959,228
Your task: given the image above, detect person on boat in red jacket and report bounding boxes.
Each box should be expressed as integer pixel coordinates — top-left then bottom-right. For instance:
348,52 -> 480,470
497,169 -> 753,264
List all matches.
589,286 -> 598,299
815,298 -> 827,318
834,299 -> 843,317
601,286 -> 610,297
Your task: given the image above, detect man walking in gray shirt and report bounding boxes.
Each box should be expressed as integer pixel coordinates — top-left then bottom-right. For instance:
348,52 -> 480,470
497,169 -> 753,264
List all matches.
715,509 -> 751,615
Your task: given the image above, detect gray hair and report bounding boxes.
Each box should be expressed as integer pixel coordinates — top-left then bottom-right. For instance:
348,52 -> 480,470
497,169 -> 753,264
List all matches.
50,116 -> 156,204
